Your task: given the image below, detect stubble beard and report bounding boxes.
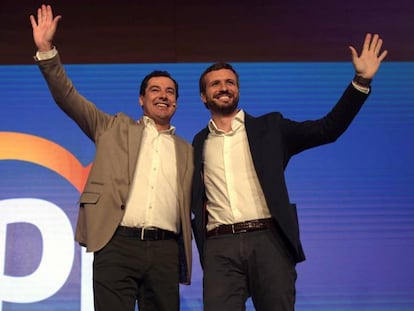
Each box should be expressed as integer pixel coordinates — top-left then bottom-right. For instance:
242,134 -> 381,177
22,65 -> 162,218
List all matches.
205,97 -> 239,116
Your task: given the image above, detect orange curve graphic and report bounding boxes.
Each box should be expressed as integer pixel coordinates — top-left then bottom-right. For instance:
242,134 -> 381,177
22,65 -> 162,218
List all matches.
0,132 -> 91,193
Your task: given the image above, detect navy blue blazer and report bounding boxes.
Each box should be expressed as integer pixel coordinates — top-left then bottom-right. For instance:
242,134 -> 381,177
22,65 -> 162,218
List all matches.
191,83 -> 370,266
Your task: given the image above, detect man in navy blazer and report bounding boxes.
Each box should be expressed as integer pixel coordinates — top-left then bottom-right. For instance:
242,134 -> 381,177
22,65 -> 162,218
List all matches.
191,33 -> 387,311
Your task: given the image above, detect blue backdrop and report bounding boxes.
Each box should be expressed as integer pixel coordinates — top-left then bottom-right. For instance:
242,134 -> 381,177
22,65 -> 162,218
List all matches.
0,61 -> 413,310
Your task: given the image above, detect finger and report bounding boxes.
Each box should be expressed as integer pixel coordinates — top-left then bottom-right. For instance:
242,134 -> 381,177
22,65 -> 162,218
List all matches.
53,15 -> 62,26
369,34 -> 379,51
41,4 -> 49,24
349,46 -> 358,58
363,33 -> 372,52
48,5 -> 55,21
348,46 -> 360,66
29,15 -> 37,28
36,7 -> 42,24
44,5 -> 53,24
375,38 -> 384,55
378,50 -> 388,62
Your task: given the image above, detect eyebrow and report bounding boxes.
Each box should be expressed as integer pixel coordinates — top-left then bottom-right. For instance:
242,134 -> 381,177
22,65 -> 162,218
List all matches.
149,85 -> 176,93
210,78 -> 236,84
149,85 -> 175,90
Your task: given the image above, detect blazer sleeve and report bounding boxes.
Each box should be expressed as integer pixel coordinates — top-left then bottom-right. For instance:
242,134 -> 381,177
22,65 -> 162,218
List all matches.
37,53 -> 113,142
280,83 -> 370,156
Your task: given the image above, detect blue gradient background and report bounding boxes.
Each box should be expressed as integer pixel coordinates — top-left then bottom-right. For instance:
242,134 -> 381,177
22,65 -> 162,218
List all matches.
1,61 -> 413,310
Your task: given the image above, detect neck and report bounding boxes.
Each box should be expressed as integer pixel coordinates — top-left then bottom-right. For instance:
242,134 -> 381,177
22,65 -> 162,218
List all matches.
155,123 -> 171,132
142,115 -> 171,132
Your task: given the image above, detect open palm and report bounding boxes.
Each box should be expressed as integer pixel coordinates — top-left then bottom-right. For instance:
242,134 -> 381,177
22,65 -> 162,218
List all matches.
349,33 -> 388,79
29,4 -> 61,52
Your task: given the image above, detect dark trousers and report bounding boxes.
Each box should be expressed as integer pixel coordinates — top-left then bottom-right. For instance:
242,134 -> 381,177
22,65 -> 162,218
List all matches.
93,234 -> 179,311
203,229 -> 297,311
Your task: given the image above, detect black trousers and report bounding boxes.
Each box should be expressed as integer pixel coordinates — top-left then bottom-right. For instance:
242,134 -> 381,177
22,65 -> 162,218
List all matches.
93,234 -> 179,311
203,229 -> 297,311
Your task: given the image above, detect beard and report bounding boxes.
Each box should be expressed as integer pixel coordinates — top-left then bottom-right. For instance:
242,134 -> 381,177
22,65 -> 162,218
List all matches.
204,93 -> 239,116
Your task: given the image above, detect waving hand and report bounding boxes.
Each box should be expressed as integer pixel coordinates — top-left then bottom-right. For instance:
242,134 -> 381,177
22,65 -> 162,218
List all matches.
30,4 -> 62,52
349,33 -> 388,79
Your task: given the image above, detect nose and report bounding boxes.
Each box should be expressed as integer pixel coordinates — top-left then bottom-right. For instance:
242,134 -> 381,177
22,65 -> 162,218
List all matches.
159,90 -> 167,99
219,82 -> 228,91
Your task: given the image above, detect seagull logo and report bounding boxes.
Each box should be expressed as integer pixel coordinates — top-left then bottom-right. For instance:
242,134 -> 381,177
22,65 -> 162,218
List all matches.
0,132 -> 91,193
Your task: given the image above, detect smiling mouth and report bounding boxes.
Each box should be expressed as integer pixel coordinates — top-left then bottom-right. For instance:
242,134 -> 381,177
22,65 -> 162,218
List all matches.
215,92 -> 233,100
218,95 -> 231,100
214,94 -> 233,103
155,102 -> 171,108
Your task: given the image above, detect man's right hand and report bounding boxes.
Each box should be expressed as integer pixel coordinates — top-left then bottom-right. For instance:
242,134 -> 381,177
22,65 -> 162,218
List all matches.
30,4 -> 62,52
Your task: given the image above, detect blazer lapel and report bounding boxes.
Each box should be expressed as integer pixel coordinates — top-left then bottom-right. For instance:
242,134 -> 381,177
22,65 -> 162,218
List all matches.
128,122 -> 144,183
245,114 -> 266,182
174,138 -> 186,193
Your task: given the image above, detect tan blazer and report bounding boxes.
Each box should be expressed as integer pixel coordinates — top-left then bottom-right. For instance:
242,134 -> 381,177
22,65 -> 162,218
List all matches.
37,54 -> 193,284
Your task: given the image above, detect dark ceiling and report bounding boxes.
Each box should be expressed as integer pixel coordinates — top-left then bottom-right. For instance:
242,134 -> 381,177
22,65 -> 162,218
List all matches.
1,0 -> 413,64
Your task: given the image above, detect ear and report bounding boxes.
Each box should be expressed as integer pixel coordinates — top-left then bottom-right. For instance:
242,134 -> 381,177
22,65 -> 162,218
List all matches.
138,96 -> 144,107
200,93 -> 206,103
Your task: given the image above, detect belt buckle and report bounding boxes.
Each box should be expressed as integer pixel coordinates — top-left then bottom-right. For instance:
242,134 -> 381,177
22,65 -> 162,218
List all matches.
141,227 -> 162,240
140,227 -> 156,240
232,223 -> 247,234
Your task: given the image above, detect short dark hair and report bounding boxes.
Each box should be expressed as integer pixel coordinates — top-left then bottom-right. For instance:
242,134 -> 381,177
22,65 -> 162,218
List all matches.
199,62 -> 239,94
140,70 -> 179,99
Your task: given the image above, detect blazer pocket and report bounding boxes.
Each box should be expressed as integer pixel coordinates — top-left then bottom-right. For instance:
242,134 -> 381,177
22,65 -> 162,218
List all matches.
79,192 -> 101,207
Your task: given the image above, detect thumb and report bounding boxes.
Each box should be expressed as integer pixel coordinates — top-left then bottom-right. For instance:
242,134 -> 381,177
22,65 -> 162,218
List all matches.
53,15 -> 62,25
348,46 -> 358,61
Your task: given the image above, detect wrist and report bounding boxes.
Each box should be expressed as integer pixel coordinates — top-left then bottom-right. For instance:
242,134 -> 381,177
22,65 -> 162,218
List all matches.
37,42 -> 53,53
353,74 -> 372,88
34,46 -> 57,61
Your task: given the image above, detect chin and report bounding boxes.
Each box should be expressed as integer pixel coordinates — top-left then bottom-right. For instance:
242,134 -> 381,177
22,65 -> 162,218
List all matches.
208,102 -> 238,115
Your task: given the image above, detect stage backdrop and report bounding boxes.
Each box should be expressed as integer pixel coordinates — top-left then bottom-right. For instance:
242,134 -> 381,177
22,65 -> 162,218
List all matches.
0,60 -> 413,311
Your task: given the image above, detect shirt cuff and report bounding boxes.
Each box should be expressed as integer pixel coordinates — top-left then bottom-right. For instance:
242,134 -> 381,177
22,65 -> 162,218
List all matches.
34,47 -> 58,61
351,81 -> 370,94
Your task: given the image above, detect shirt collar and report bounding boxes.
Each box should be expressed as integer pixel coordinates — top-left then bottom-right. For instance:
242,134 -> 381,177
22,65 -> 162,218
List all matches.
141,116 -> 175,134
208,109 -> 245,134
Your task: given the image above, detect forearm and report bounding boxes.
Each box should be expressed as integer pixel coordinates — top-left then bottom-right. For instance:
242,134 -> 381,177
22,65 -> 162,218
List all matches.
285,83 -> 369,154
316,83 -> 369,142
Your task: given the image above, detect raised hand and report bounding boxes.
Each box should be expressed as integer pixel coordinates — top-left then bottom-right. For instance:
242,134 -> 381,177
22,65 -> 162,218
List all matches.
349,33 -> 388,79
29,4 -> 62,52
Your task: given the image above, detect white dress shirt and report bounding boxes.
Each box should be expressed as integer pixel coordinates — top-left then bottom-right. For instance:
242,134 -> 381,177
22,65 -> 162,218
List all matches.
203,110 -> 271,231
120,117 -> 180,233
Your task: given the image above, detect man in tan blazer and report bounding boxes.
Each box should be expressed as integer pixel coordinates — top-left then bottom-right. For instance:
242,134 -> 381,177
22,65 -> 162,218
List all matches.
30,5 -> 193,311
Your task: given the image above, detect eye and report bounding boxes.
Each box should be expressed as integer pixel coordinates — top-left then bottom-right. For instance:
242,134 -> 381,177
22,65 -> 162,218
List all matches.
150,87 -> 161,93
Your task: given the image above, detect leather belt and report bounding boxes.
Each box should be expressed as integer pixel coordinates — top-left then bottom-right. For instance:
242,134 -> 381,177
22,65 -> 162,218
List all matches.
207,218 -> 274,238
115,226 -> 177,241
